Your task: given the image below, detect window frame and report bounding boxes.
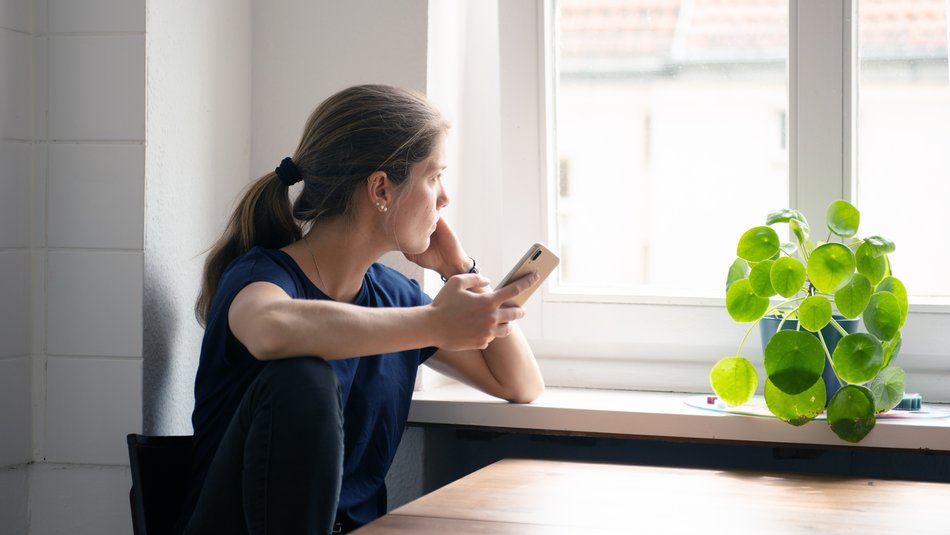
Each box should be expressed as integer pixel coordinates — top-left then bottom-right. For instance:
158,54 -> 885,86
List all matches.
479,0 -> 950,400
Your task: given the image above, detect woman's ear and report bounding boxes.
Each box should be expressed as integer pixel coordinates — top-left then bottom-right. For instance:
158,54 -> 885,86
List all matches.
367,171 -> 391,213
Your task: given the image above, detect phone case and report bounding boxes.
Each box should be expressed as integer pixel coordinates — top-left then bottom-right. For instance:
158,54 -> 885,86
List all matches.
496,242 -> 560,306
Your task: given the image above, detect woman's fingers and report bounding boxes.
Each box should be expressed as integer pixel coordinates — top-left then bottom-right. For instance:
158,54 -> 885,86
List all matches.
432,272 -> 535,349
495,305 -> 525,324
451,273 -> 491,292
492,271 -> 540,305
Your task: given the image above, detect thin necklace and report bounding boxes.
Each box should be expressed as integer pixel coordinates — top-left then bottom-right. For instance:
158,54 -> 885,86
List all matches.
303,233 -> 326,290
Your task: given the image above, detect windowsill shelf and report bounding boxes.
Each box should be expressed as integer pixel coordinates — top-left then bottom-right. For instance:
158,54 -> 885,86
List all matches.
409,384 -> 950,453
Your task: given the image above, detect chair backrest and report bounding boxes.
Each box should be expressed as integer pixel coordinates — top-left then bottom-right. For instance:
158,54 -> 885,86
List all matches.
127,434 -> 194,535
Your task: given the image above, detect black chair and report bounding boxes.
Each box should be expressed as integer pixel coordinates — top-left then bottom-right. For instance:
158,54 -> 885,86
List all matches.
127,434 -> 194,535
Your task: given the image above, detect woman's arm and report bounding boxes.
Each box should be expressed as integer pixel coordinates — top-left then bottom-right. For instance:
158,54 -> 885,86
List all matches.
404,218 -> 545,403
228,272 -> 535,361
425,319 -> 545,403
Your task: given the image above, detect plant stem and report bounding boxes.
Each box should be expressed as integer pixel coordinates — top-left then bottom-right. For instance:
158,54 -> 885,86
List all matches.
817,329 -> 844,388
736,298 -> 807,356
829,317 -> 849,337
776,313 -> 790,332
763,297 -> 806,318
736,320 -> 760,358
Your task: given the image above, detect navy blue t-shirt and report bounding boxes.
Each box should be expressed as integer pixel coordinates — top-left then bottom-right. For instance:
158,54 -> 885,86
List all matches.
184,246 -> 438,527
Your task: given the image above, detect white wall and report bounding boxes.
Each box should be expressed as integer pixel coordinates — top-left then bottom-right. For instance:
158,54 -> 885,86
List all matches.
0,12 -> 38,535
143,0 -> 252,437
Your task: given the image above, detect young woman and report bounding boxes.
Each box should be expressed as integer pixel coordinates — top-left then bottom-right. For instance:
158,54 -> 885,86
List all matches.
178,85 -> 545,535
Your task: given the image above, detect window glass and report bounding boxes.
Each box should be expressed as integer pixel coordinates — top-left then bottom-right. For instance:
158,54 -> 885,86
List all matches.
555,0 -> 788,296
856,0 -> 950,298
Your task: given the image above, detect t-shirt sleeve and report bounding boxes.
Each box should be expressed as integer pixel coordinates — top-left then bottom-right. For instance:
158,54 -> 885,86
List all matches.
205,251 -> 303,368
216,251 -> 301,309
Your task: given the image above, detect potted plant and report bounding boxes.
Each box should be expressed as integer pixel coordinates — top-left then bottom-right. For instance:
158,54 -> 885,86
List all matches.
710,200 -> 908,443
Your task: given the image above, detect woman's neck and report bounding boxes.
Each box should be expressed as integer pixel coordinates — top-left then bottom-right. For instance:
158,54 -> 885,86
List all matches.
286,217 -> 385,303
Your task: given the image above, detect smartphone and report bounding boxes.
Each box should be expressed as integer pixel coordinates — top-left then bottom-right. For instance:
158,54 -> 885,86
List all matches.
495,243 -> 560,306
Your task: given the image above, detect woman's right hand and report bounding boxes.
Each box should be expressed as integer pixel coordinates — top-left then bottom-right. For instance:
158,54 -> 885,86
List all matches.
429,272 -> 539,351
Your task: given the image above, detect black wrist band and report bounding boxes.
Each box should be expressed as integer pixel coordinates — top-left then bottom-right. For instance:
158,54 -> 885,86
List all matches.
440,257 -> 478,282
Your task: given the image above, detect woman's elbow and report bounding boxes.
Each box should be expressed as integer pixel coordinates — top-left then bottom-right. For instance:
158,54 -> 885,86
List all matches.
244,333 -> 285,361
239,315 -> 290,361
504,381 -> 545,404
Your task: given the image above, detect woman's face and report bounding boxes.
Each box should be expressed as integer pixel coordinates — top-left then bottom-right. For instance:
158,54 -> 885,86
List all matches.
390,134 -> 449,253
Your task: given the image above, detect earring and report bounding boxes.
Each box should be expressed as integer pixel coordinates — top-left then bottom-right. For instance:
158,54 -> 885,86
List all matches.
376,202 -> 388,213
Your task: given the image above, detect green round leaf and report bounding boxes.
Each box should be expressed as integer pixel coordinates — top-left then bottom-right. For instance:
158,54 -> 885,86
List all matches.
790,219 -> 810,247
726,279 -> 770,323
764,330 -> 825,395
883,332 -> 902,368
749,260 -> 776,297
766,208 -> 806,226
737,226 -> 780,263
827,200 -> 860,238
827,385 -> 876,443
868,366 -> 906,414
863,235 -> 896,256
864,292 -> 901,341
710,357 -> 758,407
726,258 -> 749,291
770,257 -> 807,298
877,277 -> 908,327
798,295 -> 832,332
832,333 -> 884,384
855,242 -> 886,286
807,243 -> 856,294
834,273 -> 872,319
764,377 -> 825,426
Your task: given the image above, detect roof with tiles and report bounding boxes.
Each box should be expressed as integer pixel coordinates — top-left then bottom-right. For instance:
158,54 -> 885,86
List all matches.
559,0 -> 948,67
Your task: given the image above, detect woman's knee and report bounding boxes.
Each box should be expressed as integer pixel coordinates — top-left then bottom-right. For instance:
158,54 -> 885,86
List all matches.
257,357 -> 341,410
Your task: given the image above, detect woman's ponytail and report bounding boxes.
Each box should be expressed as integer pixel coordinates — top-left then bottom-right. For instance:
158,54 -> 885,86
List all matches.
195,172 -> 300,326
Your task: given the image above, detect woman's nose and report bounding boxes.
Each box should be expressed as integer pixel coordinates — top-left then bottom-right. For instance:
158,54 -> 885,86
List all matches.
439,187 -> 450,209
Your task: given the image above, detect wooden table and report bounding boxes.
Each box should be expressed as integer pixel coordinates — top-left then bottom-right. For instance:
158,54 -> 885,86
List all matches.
354,458 -> 950,534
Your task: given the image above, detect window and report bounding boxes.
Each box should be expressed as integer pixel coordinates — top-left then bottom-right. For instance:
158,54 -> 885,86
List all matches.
489,1 -> 950,397
855,0 -> 950,299
556,0 -> 788,296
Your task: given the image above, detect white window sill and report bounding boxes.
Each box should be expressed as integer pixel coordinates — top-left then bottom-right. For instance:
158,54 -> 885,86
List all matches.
409,383 -> 950,452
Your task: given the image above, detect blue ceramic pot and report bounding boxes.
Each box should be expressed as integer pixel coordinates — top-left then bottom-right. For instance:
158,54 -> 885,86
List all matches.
759,315 -> 859,404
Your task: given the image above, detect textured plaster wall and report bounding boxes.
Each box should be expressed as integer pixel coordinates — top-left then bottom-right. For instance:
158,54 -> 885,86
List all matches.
143,0 -> 253,435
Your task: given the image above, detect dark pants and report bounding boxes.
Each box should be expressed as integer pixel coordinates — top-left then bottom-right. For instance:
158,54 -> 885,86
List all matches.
183,358 -> 344,535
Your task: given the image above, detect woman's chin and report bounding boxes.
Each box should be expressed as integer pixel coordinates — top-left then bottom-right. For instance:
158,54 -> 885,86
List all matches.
402,238 -> 430,256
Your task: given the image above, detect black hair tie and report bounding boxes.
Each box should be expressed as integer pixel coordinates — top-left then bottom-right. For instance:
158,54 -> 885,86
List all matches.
275,156 -> 303,186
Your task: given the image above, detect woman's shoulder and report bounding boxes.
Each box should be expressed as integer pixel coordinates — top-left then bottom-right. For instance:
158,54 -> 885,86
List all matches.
219,246 -> 306,294
224,246 -> 284,274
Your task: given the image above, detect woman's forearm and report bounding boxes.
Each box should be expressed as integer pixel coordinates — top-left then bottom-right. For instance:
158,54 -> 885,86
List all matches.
478,323 -> 545,403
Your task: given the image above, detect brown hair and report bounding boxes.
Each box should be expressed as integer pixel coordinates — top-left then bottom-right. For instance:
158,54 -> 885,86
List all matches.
195,84 -> 449,325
